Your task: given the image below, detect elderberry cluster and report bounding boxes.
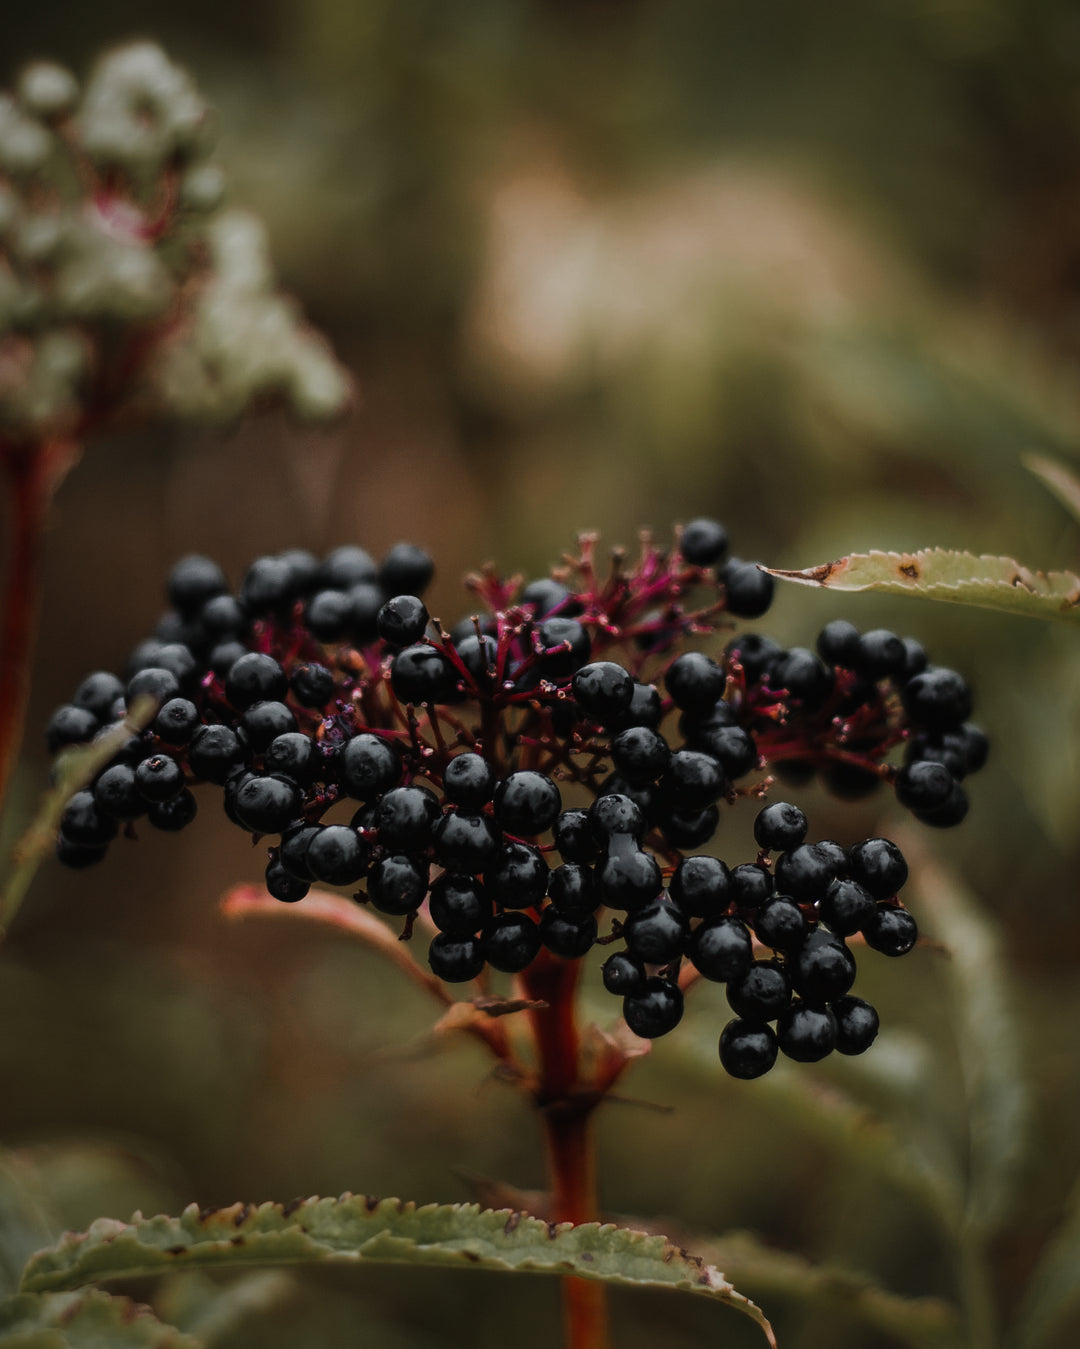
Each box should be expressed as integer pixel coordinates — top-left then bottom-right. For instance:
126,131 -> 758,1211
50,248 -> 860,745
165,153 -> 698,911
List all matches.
45,519 -> 986,1079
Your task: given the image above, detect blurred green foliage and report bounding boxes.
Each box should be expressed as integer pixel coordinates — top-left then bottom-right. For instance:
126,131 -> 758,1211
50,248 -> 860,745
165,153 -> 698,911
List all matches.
5,2 -> 1080,1345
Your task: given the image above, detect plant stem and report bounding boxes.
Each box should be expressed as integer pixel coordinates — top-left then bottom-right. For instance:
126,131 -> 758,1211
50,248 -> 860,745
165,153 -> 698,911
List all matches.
521,951 -> 611,1349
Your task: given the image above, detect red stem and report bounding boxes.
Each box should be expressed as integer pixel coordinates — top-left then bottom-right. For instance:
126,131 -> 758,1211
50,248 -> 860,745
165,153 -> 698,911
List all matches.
0,442 -> 78,813
520,951 -> 611,1349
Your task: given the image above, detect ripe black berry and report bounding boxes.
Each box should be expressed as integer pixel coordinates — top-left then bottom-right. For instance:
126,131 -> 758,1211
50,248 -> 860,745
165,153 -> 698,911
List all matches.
902,666 -> 973,731
731,863 -> 774,909
727,961 -> 792,1022
611,726 -> 671,784
553,809 -> 599,863
855,628 -> 906,680
134,753 -> 185,802
56,837 -> 108,868
189,724 -> 247,784
790,930 -> 856,1002
816,620 -> 861,667
848,837 -> 907,899
895,761 -> 955,812
367,855 -> 429,915
266,856 -> 310,903
278,822 -> 321,878
521,577 -> 571,617
127,666 -> 181,708
290,662 -> 335,708
666,651 -> 725,714
240,700 -> 298,750
778,1002 -> 837,1062
428,932 -> 484,982
540,907 -> 598,958
680,518 -> 728,567
390,644 -> 458,704
831,995 -> 880,1054
380,543 -> 434,597
429,874 -> 492,935
588,794 -> 645,841
443,753 -> 497,809
597,845 -> 662,912
819,878 -> 876,936
264,732 -> 319,783
482,912 -> 542,972
486,842 -> 549,908
624,899 -> 689,964
689,916 -> 754,983
914,783 -> 970,828
774,843 -> 837,904
493,771 -> 561,835
93,764 -> 146,821
305,589 -> 354,642
623,978 -> 683,1038
602,951 -> 646,996
537,617 -> 591,675
771,647 -> 831,706
754,897 -> 809,951
719,1019 -> 778,1078
722,558 -> 774,618
225,653 -> 288,709
669,855 -> 731,919
692,724 -> 757,779
864,904 -> 918,956
374,785 -> 440,853
338,734 -> 402,801
548,862 -> 598,916
60,791 -> 119,846
72,671 -> 125,720
657,803 -> 720,849
753,801 -> 807,852
147,789 -> 198,832
306,824 -> 369,885
659,749 -> 725,811
233,774 -> 303,835
432,811 -> 501,872
46,704 -> 99,753
318,545 -> 377,590
377,594 -> 430,646
571,662 -> 634,720
154,698 -> 200,744
167,554 -> 228,617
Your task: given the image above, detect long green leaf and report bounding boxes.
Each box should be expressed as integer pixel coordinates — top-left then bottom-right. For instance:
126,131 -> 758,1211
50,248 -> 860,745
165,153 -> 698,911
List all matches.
21,1197 -> 775,1344
765,549 -> 1080,623
1012,1176 -> 1080,1349
0,1290 -> 198,1348
1024,453 -> 1080,527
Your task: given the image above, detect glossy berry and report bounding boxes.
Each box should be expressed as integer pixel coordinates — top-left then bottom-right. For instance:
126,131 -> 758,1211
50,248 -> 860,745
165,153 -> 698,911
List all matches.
902,666 -> 973,730
147,789 -> 198,832
660,749 -> 725,811
521,577 -> 571,617
540,907 -> 597,958
167,554 -> 228,617
572,662 -> 634,720
304,589 -> 353,642
443,753 -> 497,809
374,785 -> 440,853
778,1002 -> 837,1062
819,878 -> 876,936
915,783 -> 970,828
775,844 -> 837,904
391,644 -> 458,704
127,666 -> 181,708
225,653 -> 289,710
134,753 -> 185,802
597,845 -> 662,912
318,545 -> 377,589
428,932 -> 484,982
588,794 -> 645,841
816,620 -> 861,667
693,724 -> 757,779
731,863 -> 774,909
93,764 -> 146,821
482,912 -> 542,973
753,801 -> 807,852
538,617 -> 591,675
548,862 -> 598,916
264,732 -> 319,783
666,651 -> 725,714
602,951 -> 646,996
680,517 -> 728,567
60,791 -> 119,846
831,995 -> 880,1054
338,734 -> 402,801
623,978 -> 683,1038
72,671 -> 125,720
291,662 -> 335,708
493,771 -> 561,835
722,558 -> 774,618
231,775 -> 301,835
486,842 -> 549,908
432,811 -> 501,872
306,824 -> 368,885
848,837 -> 907,899
266,856 -> 309,903
429,874 -> 492,936
727,961 -> 792,1022
719,1019 -> 778,1078
279,822 -> 321,879
377,594 -> 429,646
367,855 -> 429,915
611,726 -> 671,784
790,930 -> 857,1002
553,809 -> 599,863
754,897 -> 809,951
46,704 -> 99,753
669,855 -> 731,919
864,904 -> 919,956
154,697 -> 200,744
189,724 -> 247,784
657,803 -> 719,849
624,899 -> 689,964
771,647 -> 831,706
241,701 -> 298,750
380,543 -> 435,596
856,628 -> 906,679
895,760 -> 954,812
56,837 -> 108,868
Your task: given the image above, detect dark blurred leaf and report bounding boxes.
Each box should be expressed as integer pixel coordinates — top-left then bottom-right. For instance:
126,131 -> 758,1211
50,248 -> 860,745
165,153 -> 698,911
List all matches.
154,1271 -> 292,1347
21,1196 -> 776,1344
767,550 -> 1080,624
0,1155 -> 57,1301
1013,1177 -> 1080,1349
1024,453 -> 1080,529
0,1289 -> 197,1347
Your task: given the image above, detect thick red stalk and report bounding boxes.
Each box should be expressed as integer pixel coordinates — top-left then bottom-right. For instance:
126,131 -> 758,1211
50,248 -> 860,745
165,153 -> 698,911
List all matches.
521,950 -> 610,1349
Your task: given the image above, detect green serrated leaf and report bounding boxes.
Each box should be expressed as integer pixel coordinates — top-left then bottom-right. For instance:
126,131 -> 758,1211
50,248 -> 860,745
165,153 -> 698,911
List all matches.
0,1289 -> 197,1348
765,549 -> 1080,624
21,1197 -> 775,1345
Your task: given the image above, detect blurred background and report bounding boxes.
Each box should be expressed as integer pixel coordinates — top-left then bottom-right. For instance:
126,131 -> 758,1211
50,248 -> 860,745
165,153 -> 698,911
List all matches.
4,2 -> 1080,1345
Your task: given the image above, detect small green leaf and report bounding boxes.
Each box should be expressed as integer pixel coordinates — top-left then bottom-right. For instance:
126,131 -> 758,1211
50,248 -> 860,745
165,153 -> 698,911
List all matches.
765,549 -> 1080,624
21,1197 -> 775,1345
0,1289 -> 197,1347
905,838 -> 1030,1237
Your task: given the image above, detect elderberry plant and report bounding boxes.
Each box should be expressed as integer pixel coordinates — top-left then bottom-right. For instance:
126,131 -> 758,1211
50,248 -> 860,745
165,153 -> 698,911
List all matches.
45,519 -> 986,1080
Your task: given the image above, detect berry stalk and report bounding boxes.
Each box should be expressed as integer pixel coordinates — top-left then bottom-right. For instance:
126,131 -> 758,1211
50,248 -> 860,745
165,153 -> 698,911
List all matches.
521,950 -> 610,1349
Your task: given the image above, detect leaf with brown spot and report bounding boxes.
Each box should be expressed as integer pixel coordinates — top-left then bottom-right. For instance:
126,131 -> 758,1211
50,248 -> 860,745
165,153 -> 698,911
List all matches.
21,1197 -> 775,1345
765,549 -> 1080,624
